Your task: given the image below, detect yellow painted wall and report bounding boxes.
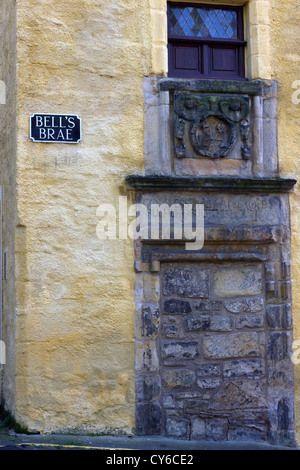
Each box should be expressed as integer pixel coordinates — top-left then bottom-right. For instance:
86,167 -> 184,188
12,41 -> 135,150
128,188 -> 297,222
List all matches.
12,0 -> 152,433
270,0 -> 300,444
3,0 -> 300,439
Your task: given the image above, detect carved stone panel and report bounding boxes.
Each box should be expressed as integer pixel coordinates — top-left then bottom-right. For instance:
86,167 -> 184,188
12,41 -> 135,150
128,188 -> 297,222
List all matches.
174,93 -> 251,164
143,78 -> 279,177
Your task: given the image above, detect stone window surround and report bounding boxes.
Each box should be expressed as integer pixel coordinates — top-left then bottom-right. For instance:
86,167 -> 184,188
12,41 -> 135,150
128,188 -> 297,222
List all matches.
143,77 -> 278,178
150,0 -> 271,80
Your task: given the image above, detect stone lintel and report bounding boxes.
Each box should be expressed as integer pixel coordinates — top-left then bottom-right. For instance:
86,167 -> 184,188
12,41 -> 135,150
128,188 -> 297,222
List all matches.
152,251 -> 266,263
146,252 -> 266,273
158,78 -> 264,95
134,252 -> 266,273
126,175 -> 297,193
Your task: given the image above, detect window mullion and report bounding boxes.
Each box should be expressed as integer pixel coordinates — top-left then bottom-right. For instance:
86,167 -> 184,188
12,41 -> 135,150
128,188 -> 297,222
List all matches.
202,44 -> 209,76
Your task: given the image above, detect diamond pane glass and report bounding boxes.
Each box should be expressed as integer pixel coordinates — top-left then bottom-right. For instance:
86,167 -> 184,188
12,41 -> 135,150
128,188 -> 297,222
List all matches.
169,6 -> 238,39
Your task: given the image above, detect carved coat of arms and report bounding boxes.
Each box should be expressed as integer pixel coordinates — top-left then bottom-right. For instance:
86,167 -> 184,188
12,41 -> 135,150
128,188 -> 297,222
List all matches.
173,94 -> 251,160
190,115 -> 235,159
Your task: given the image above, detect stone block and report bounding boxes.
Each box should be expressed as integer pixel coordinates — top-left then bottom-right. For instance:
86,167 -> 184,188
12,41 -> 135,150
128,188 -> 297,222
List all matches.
268,366 -> 289,386
163,325 -> 179,338
135,341 -> 159,372
267,281 -> 292,302
149,0 -> 167,12
268,430 -> 296,447
161,341 -> 200,360
228,409 -> 269,441
136,402 -> 162,435
143,76 -> 159,104
281,262 -> 291,280
190,417 -> 205,440
166,416 -> 188,438
223,359 -> 265,379
184,398 -> 215,414
263,97 -> 277,119
163,299 -> 192,314
139,192 -> 283,227
184,314 -> 210,331
195,300 -> 222,312
197,364 -> 221,377
282,304 -> 293,329
150,9 -> 167,44
229,409 -> 269,426
267,332 -> 288,362
265,262 -> 275,281
136,375 -> 161,402
141,305 -> 160,338
277,398 -> 291,431
191,417 -> 228,441
176,391 -> 210,400
197,378 -> 222,389
210,315 -> 233,331
163,369 -> 196,389
184,313 -> 232,332
152,44 -> 168,75
235,314 -> 264,329
224,297 -> 264,313
263,118 -> 277,175
142,273 -> 160,302
144,98 -> 160,172
212,381 -> 267,410
281,281 -> 292,301
249,0 -> 270,27
163,394 -> 176,409
228,425 -> 268,442
266,305 -> 282,329
266,303 -> 293,330
134,274 -> 145,303
214,268 -> 262,297
163,267 -> 209,298
203,333 -> 260,359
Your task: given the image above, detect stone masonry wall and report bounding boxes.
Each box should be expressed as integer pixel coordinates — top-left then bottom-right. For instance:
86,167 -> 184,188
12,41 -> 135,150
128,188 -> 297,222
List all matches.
161,262 -> 273,441
133,187 -> 295,445
136,257 -> 294,444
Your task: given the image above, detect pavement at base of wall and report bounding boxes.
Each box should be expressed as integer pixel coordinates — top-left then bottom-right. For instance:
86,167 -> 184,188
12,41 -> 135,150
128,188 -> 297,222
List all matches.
0,427 -> 298,451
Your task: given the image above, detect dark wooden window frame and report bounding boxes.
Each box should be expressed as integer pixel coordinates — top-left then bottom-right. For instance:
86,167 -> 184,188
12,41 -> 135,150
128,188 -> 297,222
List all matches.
168,2 -> 247,80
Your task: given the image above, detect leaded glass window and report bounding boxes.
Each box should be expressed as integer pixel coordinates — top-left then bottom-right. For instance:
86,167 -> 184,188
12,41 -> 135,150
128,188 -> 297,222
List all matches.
168,3 -> 246,80
169,6 -> 238,39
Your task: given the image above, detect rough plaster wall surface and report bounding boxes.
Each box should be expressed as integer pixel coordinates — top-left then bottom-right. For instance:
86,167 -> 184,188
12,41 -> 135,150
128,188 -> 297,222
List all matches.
0,0 -> 17,415
14,0 -> 151,433
270,0 -> 300,443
